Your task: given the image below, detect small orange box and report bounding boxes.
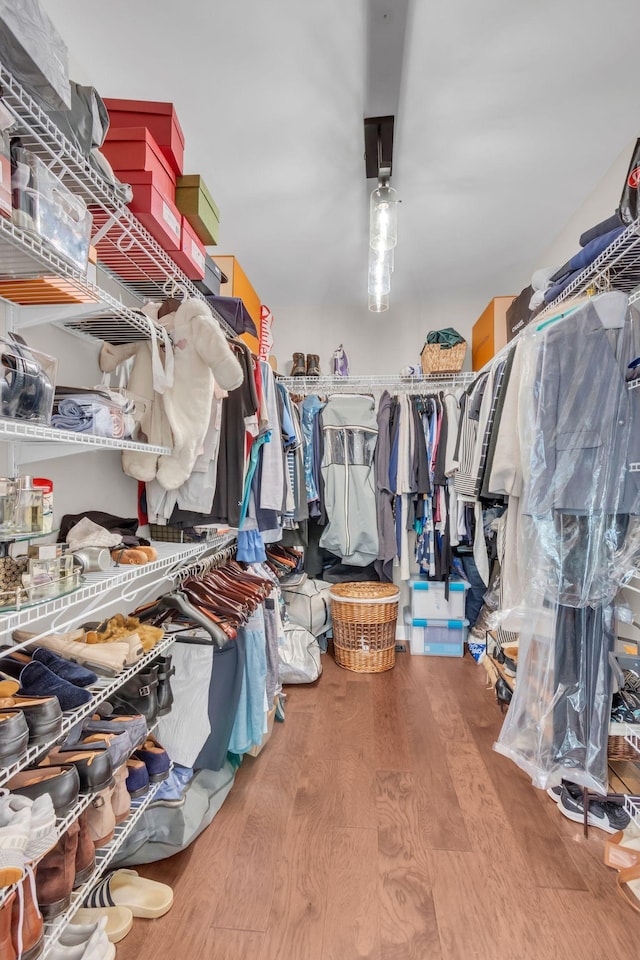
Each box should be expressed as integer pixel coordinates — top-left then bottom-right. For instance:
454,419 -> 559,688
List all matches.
472,296 -> 515,371
0,277 -> 99,305
212,255 -> 261,350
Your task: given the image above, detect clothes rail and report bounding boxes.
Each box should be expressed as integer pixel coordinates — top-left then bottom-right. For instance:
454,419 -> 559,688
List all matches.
277,373 -> 476,395
171,537 -> 238,584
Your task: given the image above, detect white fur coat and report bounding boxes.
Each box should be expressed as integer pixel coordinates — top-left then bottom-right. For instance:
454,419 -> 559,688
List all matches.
100,298 -> 243,490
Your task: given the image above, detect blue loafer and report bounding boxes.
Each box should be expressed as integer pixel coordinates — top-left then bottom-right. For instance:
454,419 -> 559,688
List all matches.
9,660 -> 93,712
31,648 -> 98,688
125,757 -> 149,798
133,736 -> 170,784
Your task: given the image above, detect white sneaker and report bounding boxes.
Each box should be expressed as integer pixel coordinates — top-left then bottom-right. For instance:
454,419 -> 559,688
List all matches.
53,917 -> 115,960
0,795 -> 31,885
8,793 -> 57,863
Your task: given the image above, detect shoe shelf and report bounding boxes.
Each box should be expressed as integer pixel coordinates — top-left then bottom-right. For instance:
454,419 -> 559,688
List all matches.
624,795 -> 640,830
0,635 -> 176,789
0,792 -> 94,910
0,61 -> 235,340
624,723 -> 640,758
0,540 -> 217,637
0,414 -> 171,463
42,773 -> 167,958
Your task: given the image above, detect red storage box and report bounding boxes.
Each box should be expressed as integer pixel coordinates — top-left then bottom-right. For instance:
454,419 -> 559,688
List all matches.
103,99 -> 185,176
170,217 -> 206,280
101,127 -> 176,200
125,171 -> 181,252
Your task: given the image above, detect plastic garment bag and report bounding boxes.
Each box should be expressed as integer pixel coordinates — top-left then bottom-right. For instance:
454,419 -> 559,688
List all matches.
494,295 -> 640,793
278,624 -> 322,684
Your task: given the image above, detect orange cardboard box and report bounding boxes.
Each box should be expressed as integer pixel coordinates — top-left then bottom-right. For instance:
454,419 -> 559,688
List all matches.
472,296 -> 515,371
212,255 -> 261,352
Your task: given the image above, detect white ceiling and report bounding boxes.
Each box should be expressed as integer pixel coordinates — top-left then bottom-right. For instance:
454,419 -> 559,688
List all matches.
45,0 -> 640,314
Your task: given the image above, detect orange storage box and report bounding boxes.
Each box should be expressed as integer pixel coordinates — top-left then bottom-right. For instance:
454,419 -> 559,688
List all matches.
471,296 -> 515,371
103,99 -> 185,176
102,127 -> 176,200
213,255 -> 261,352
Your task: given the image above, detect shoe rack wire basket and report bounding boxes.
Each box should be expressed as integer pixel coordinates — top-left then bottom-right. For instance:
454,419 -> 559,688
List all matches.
329,582 -> 400,674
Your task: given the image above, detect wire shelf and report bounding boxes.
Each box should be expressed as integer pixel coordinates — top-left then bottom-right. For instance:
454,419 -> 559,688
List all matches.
0,635 -> 176,788
535,218 -> 640,321
0,793 -> 94,909
0,540 -> 214,636
41,774 -> 166,957
0,416 -> 171,456
0,62 -> 236,341
624,723 -> 640,758
278,373 -> 476,395
624,795 -> 640,830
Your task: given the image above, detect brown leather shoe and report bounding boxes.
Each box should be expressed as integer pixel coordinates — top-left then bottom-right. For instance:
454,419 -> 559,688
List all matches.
306,354 -> 321,377
0,890 -> 16,960
11,875 -> 44,960
291,352 -> 306,376
74,812 -> 95,889
35,820 -> 79,920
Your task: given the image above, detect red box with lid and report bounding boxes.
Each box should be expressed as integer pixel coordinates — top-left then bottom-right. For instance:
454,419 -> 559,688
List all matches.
103,99 -> 185,176
101,127 -> 176,200
169,216 -> 206,280
125,170 -> 182,253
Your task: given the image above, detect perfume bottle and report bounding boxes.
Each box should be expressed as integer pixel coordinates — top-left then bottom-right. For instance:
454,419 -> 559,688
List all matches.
15,476 -> 43,534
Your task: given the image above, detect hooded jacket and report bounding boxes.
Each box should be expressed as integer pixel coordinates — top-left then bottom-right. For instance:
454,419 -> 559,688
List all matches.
319,394 -> 378,566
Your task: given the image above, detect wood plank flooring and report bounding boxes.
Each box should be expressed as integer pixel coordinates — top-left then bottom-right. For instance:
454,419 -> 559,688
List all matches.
117,650 -> 640,960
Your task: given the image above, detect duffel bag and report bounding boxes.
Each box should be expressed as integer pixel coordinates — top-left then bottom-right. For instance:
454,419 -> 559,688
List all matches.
281,577 -> 332,637
278,624 -> 322,684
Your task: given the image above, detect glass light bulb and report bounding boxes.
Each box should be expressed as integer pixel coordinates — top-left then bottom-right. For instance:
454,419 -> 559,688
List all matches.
368,249 -> 391,296
368,292 -> 389,312
369,184 -> 398,252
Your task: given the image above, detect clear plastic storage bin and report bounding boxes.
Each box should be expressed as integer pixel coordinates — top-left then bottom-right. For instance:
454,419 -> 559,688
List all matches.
409,578 -> 467,620
404,608 -> 468,657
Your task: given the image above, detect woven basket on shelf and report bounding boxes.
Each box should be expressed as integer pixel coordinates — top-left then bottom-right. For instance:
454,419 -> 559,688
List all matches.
420,340 -> 467,376
608,722 -> 640,761
330,582 -> 400,674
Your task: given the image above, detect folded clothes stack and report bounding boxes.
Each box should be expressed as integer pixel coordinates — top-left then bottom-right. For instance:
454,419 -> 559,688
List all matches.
51,388 -> 125,438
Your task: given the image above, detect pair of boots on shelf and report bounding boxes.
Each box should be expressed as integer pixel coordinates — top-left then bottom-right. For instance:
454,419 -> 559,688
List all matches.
291,353 -> 321,377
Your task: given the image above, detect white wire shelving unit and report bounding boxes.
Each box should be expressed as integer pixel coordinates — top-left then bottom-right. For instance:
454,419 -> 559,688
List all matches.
0,60 -> 235,341
0,415 -> 171,464
278,372 -> 477,395
0,634 -> 176,788
0,537 -> 231,637
625,795 -> 640,830
42,774 -> 167,957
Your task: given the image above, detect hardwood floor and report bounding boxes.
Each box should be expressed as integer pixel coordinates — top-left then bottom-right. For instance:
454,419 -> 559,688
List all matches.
117,651 -> 640,960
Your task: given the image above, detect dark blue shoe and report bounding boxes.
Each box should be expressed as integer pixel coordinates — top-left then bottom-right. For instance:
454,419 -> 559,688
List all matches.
133,736 -> 170,783
31,648 -> 98,688
125,757 -> 150,798
16,661 -> 93,712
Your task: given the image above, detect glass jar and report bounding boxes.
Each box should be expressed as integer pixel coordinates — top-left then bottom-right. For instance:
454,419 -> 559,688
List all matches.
15,477 -> 43,534
0,479 -> 17,533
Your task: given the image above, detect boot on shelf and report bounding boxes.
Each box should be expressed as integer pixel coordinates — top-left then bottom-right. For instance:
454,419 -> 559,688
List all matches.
291,353 -> 306,377
306,354 -> 321,377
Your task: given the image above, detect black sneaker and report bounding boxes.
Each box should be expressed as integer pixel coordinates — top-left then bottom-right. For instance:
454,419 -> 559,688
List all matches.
558,785 -> 630,834
547,781 -> 581,804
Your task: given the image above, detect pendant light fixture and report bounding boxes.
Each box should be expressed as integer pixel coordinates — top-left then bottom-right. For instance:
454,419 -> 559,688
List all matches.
365,116 -> 399,311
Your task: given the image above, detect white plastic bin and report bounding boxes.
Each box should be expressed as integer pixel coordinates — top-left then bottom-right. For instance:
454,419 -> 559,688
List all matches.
409,578 -> 467,620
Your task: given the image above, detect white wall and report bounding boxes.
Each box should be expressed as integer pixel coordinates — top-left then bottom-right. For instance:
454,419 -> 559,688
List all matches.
271,297 -> 479,376
271,138 -> 638,374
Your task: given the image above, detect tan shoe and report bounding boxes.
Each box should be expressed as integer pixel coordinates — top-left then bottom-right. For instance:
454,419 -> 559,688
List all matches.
111,766 -> 130,825
86,787 -> 115,848
18,634 -> 128,677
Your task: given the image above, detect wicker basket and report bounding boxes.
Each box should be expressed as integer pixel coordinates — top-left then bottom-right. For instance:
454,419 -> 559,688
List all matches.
330,582 -> 400,674
608,721 -> 640,761
420,340 -> 467,376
